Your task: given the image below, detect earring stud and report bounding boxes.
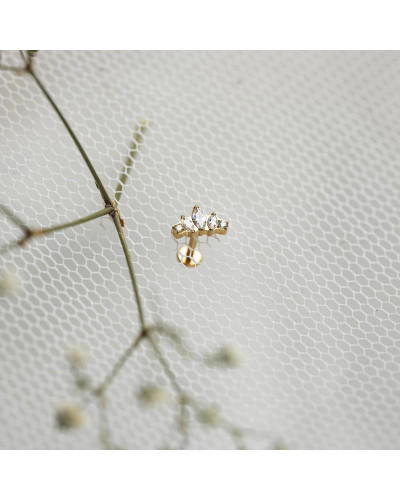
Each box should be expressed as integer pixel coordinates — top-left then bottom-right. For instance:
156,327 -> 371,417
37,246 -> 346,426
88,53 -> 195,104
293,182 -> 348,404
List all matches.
171,206 -> 229,268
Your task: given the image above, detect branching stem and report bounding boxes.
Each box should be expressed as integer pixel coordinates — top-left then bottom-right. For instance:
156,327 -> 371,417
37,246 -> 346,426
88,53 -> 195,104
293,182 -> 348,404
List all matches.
0,203 -> 31,235
147,331 -> 186,397
0,207 -> 113,254
95,329 -> 146,395
115,120 -> 148,204
27,66 -> 112,205
111,213 -> 146,330
23,60 -> 147,332
38,207 -> 113,237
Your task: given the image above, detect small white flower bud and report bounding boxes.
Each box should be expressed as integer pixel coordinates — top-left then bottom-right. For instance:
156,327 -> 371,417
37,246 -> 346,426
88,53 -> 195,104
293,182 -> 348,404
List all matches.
67,347 -> 88,366
0,272 -> 20,296
137,385 -> 168,407
197,406 -> 221,426
56,403 -> 85,430
208,345 -> 243,368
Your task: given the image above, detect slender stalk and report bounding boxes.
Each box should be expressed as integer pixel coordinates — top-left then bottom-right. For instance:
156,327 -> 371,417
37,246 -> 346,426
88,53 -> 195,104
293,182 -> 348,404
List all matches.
24,63 -> 148,332
178,400 -> 190,450
98,394 -> 114,450
0,203 -> 31,234
231,432 -> 247,450
147,331 -> 258,448
0,208 -> 112,255
95,329 -> 145,394
0,65 -> 26,72
26,55 -> 148,356
38,207 -> 113,237
111,213 -> 146,330
19,50 -> 28,66
147,331 -> 191,449
146,331 -> 185,396
115,120 -> 148,204
0,241 -> 20,256
27,67 -> 112,205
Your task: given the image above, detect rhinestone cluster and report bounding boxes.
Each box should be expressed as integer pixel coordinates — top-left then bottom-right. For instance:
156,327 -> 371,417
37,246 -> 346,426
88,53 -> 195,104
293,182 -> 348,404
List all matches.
172,206 -> 229,235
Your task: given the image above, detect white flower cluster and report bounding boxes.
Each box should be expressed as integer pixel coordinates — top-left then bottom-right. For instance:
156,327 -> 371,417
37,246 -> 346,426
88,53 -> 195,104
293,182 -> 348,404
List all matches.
197,406 -> 221,426
56,403 -> 85,430
207,345 -> 243,368
137,384 -> 169,407
0,272 -> 20,296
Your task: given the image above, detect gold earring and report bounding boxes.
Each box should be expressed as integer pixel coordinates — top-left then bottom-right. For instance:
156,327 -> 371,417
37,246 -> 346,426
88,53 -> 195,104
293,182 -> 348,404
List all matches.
171,206 -> 229,268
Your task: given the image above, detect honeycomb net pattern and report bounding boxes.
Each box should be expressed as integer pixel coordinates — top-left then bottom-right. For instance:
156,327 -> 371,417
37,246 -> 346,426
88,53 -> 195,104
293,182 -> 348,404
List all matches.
0,50 -> 399,449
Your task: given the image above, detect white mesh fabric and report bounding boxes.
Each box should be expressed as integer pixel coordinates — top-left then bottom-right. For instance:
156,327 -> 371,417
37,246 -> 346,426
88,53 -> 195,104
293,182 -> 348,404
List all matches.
0,50 -> 399,449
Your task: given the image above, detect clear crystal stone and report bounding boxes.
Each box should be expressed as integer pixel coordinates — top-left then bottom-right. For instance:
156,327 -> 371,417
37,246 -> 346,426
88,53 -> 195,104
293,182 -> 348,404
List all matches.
219,220 -> 228,230
207,214 -> 218,230
182,217 -> 195,232
174,224 -> 183,233
192,207 -> 207,229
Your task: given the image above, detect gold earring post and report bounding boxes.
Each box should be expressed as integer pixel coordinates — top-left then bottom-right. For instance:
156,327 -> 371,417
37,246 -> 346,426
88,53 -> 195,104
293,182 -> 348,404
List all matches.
172,206 -> 229,268
177,233 -> 202,268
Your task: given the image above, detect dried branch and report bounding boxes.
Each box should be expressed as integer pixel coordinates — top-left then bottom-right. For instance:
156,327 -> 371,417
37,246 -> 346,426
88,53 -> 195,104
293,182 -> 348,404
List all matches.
0,203 -> 31,235
115,120 -> 148,204
111,213 -> 146,330
97,394 -> 117,450
95,329 -> 146,396
0,207 -> 113,255
27,66 -> 113,205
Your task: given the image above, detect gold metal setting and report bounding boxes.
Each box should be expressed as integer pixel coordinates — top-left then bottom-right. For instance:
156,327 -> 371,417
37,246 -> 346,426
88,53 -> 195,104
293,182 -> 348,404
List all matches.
172,206 -> 229,268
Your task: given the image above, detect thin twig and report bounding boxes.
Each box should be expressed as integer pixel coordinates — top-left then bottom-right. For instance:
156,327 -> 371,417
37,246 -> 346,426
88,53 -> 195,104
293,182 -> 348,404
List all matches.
0,240 -> 20,256
26,61 -> 147,331
98,394 -> 114,450
0,203 -> 31,235
0,207 -> 113,255
115,120 -> 148,204
177,399 -> 190,450
111,213 -> 146,330
146,331 -> 186,396
0,65 -> 26,72
19,50 -> 28,66
148,331 -> 264,448
157,323 -> 202,362
27,67 -> 112,205
147,331 -> 192,449
23,54 -> 148,370
95,329 -> 145,395
38,207 -> 113,237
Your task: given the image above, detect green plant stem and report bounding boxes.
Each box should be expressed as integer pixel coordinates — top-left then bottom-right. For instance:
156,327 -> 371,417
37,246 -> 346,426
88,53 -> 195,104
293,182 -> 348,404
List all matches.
27,67 -> 112,205
0,203 -> 31,234
38,207 -> 113,237
178,401 -> 190,450
111,213 -> 146,330
95,329 -> 145,395
115,120 -> 148,204
147,330 -> 192,449
26,60 -> 147,338
147,330 -> 258,449
0,65 -> 26,72
19,50 -> 28,66
98,394 -> 114,450
0,208 -> 113,255
0,241 -> 20,256
146,331 -> 185,396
